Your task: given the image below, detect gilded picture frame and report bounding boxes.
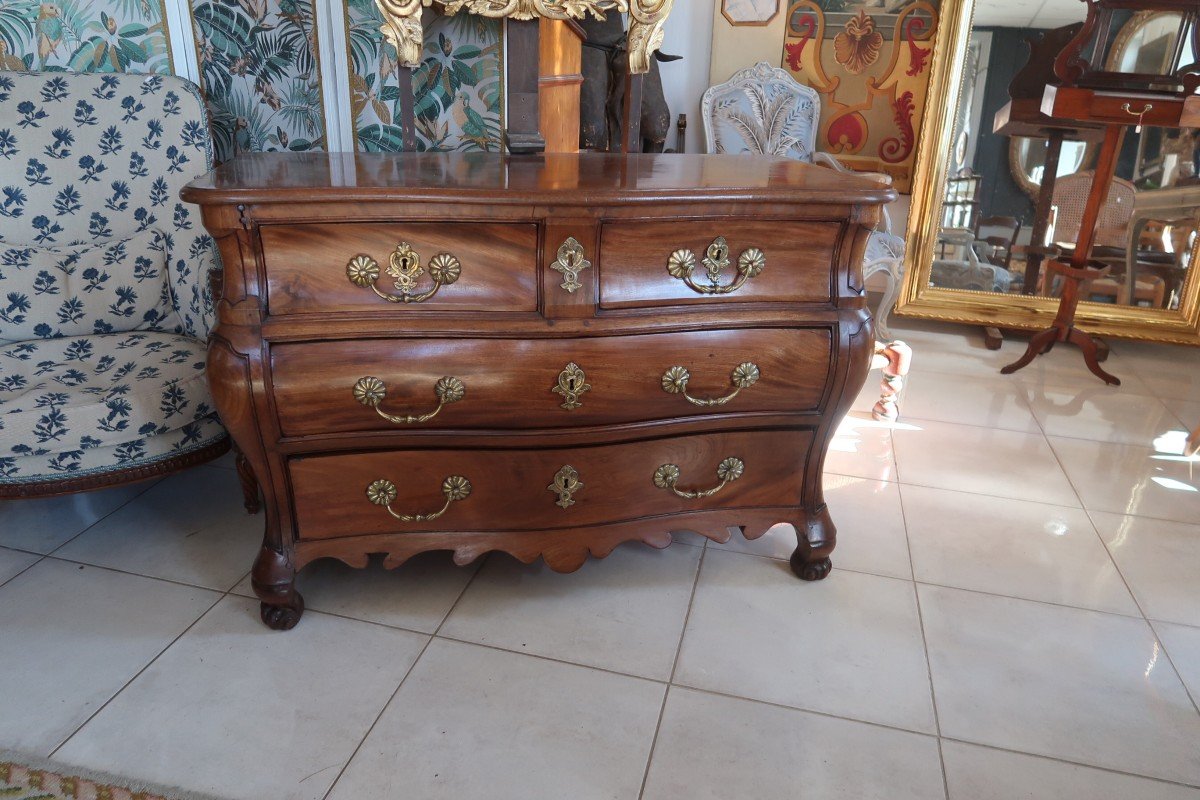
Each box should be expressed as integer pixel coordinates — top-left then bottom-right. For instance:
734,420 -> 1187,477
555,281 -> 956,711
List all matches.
894,0 -> 1200,346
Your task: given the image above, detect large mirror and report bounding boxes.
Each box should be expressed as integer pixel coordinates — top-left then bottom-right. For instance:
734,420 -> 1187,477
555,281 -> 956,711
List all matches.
897,0 -> 1200,345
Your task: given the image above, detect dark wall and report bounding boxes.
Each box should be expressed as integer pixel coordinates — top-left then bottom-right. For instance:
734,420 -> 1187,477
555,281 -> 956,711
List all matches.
971,27 -> 1043,225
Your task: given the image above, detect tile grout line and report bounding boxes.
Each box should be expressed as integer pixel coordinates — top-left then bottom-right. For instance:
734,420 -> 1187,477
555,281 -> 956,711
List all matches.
319,554 -> 490,800
1028,390 -> 1200,722
712,545 -> 1148,622
0,553 -> 46,592
1081,509 -> 1200,719
938,735 -> 1200,793
635,541 -> 706,800
895,481 -> 951,800
42,479 -> 164,559
48,587 -> 228,759
1145,619 -> 1200,718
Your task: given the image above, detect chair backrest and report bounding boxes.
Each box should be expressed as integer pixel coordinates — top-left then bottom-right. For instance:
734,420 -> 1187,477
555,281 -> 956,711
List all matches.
0,71 -> 219,340
701,62 -> 818,163
1051,171 -> 1137,249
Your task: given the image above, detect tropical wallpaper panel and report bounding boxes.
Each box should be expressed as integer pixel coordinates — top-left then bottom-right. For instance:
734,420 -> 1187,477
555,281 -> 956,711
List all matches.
190,0 -> 325,162
0,0 -> 171,74
345,1 -> 503,152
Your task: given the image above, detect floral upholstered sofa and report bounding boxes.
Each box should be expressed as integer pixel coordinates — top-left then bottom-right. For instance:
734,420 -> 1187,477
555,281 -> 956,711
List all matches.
0,71 -> 228,496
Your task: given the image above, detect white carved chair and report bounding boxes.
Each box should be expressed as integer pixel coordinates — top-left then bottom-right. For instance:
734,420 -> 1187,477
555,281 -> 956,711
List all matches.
701,62 -> 910,421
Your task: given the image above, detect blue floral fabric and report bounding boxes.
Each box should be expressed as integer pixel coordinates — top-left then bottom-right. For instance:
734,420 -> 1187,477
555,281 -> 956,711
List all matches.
0,229 -> 177,343
0,70 -> 226,484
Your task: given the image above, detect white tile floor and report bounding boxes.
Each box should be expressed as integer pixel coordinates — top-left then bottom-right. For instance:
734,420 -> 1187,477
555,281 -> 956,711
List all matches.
2,317 -> 1200,799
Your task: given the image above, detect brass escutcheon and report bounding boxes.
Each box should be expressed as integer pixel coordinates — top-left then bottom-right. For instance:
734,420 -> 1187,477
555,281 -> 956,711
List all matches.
353,375 -> 465,424
547,465 -> 584,509
666,236 -> 765,295
551,237 -> 591,294
661,362 -> 760,407
365,475 -> 472,522
346,242 -> 461,304
552,362 -> 591,410
653,457 -> 744,500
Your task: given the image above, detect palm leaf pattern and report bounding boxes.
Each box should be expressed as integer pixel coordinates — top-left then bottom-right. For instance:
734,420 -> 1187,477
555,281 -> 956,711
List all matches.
0,0 -> 167,73
190,0 -> 325,161
345,3 -> 502,152
715,83 -> 809,158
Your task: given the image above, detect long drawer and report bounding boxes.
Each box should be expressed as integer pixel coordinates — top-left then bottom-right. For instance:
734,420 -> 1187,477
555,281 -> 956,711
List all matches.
598,219 -> 839,309
288,429 -> 810,540
270,328 -> 832,436
260,222 -> 539,315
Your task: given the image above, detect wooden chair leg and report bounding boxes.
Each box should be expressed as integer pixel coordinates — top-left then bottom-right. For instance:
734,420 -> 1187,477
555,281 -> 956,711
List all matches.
872,340 -> 911,422
234,447 -> 261,515
1186,423 -> 1199,457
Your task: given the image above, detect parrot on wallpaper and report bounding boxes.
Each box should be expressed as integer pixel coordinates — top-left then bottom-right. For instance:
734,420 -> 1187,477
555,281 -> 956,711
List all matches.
454,94 -> 490,151
36,3 -> 64,69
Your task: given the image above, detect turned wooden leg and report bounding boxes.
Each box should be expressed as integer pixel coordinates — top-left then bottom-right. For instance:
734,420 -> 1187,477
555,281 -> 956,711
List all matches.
872,340 -> 911,422
790,504 -> 836,581
251,546 -> 304,630
234,448 -> 261,515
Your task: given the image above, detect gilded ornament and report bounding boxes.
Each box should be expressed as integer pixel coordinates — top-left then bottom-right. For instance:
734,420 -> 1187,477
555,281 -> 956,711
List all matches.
346,255 -> 381,288
653,457 -> 745,499
660,361 -> 760,406
366,478 -> 399,506
372,0 -> 672,72
365,474 -> 472,521
345,243 -> 462,304
547,465 -> 584,509
664,237 -> 767,295
551,237 -> 591,293
551,362 -> 591,410
352,375 -> 466,424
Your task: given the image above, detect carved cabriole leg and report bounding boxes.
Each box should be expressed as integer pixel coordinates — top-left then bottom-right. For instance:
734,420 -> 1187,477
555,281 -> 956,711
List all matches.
796,308 -> 875,581
790,504 -> 835,581
252,545 -> 303,631
208,334 -> 304,629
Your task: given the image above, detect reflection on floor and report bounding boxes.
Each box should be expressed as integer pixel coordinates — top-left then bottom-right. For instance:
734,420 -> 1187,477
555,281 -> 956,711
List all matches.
2,317 -> 1200,800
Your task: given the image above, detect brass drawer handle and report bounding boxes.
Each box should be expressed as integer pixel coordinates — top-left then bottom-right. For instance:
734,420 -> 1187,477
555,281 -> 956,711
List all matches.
353,376 -> 465,425
667,236 -> 765,295
661,362 -> 760,407
1120,102 -> 1153,133
346,242 -> 461,304
653,457 -> 744,500
366,476 -> 472,522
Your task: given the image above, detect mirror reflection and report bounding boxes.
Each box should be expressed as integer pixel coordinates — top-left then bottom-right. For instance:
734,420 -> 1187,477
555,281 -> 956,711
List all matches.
930,5 -> 1199,310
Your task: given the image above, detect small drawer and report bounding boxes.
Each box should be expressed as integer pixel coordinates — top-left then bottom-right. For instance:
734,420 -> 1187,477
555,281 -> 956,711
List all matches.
261,222 -> 539,315
288,429 -> 810,540
598,219 -> 837,309
269,328 -> 832,436
1083,93 -> 1182,127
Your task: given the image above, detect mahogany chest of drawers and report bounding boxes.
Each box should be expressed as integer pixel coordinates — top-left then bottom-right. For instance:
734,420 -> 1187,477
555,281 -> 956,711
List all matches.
183,152 -> 894,630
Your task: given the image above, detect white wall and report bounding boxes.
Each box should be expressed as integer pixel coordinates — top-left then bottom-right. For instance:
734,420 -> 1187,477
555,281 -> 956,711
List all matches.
658,5 -> 715,154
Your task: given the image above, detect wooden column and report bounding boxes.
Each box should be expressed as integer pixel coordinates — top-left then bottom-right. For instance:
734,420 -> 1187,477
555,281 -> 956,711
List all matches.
538,19 -> 584,153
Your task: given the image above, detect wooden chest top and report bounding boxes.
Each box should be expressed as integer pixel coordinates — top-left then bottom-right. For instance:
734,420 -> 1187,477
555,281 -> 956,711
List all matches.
181,152 -> 895,208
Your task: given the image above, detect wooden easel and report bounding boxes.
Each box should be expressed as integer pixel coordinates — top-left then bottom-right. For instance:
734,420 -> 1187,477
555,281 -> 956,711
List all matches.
1001,124 -> 1124,384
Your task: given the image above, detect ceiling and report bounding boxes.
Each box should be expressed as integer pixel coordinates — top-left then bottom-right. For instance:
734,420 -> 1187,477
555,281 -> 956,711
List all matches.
973,0 -> 1086,29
